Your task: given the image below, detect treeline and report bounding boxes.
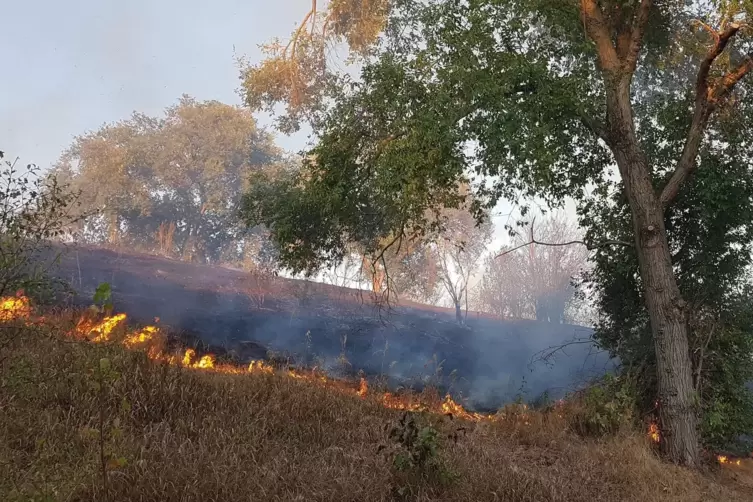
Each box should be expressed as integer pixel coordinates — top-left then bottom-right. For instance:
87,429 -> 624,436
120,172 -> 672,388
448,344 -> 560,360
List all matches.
49,97 -> 588,322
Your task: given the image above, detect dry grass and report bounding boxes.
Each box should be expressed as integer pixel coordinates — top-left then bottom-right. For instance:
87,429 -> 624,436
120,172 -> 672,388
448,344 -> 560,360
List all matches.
2,317 -> 753,502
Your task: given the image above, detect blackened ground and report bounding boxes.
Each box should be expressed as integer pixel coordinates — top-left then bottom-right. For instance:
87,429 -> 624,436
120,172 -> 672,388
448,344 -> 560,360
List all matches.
51,244 -> 615,411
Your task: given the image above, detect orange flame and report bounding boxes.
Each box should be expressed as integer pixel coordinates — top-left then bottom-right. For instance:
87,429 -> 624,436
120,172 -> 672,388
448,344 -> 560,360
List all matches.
717,455 -> 742,466
76,313 -> 127,342
123,325 -> 159,348
248,360 -> 274,374
357,377 -> 368,397
0,294 -> 32,321
0,295 -> 573,428
648,422 -> 660,443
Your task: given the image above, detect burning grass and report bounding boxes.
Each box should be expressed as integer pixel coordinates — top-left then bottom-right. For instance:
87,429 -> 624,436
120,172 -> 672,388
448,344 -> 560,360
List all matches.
2,299 -> 753,501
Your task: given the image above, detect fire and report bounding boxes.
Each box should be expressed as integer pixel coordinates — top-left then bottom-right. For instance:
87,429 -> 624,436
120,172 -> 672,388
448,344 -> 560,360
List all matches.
124,325 -> 159,348
248,360 -> 274,374
0,295 -> 594,431
3,292 -> 751,469
0,294 -> 31,321
441,394 -> 486,421
77,313 -> 127,342
381,392 -> 426,412
717,455 -> 742,466
179,348 -> 215,369
182,348 -> 196,366
195,355 -> 215,369
357,377 -> 368,397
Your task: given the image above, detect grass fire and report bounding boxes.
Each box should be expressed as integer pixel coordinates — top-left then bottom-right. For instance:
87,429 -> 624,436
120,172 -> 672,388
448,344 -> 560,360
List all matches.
3,295 -> 753,501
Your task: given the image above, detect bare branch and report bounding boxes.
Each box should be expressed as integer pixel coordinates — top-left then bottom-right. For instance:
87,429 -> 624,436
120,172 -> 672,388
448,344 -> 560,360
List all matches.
715,52 -> 753,98
495,237 -> 632,259
495,218 -> 631,259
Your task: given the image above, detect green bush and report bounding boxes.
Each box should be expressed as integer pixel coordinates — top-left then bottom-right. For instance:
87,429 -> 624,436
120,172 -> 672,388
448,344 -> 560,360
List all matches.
0,151 -> 81,302
569,374 -> 637,438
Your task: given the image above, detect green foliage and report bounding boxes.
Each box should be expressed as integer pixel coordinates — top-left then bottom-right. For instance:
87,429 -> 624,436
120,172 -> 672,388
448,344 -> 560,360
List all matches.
248,0 -> 753,460
582,112 -> 753,449
386,411 -> 457,495
51,96 -> 284,267
239,0 -> 389,134
569,374 -> 638,438
91,282 -> 113,315
0,151 -> 81,302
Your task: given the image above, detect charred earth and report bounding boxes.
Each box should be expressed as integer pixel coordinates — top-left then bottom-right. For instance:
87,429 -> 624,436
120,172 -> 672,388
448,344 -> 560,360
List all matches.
51,245 -> 614,411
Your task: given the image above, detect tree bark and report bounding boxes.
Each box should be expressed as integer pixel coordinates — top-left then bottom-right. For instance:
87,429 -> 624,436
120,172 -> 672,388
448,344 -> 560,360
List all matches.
606,77 -> 699,466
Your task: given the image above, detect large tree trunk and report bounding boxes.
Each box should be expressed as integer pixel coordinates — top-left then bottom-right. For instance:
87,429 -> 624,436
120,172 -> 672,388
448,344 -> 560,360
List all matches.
607,79 -> 700,465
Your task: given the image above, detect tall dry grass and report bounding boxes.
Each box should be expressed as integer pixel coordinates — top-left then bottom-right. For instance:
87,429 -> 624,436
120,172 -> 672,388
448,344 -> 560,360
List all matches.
1,315 -> 752,502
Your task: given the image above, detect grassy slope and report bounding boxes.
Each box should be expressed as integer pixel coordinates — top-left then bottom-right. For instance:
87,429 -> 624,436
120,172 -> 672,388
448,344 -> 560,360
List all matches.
2,317 -> 753,502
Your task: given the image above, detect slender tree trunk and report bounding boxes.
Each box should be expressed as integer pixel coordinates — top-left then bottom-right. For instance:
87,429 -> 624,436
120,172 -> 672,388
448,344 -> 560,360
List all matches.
107,212 -> 119,246
607,78 -> 699,466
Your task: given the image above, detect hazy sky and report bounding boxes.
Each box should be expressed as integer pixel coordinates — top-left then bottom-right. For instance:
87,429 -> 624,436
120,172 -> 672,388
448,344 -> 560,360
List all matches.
2,0 -> 576,253
2,0 -> 313,170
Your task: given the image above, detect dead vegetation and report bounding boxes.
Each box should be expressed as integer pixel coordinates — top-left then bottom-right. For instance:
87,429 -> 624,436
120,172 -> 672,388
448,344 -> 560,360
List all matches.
2,313 -> 753,502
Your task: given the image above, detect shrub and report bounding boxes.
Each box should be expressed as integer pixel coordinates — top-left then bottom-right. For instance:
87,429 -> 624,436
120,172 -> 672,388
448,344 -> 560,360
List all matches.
0,150 -> 81,302
568,374 -> 637,438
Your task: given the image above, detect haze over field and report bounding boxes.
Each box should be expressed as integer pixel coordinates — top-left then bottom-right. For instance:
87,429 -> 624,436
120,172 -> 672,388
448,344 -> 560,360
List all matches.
3,1 -> 753,489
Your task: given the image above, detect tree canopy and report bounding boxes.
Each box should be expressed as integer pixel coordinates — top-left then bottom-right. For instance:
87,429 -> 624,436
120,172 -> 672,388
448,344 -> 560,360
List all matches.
54,95 -> 285,266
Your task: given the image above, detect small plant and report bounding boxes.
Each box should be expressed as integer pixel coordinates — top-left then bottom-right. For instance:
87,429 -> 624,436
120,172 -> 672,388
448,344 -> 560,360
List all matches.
389,413 -> 440,472
91,282 -> 114,315
86,356 -> 128,499
384,412 -> 458,498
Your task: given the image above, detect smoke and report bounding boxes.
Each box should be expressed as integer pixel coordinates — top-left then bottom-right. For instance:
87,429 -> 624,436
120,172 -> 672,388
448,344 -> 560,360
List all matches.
53,245 -> 616,411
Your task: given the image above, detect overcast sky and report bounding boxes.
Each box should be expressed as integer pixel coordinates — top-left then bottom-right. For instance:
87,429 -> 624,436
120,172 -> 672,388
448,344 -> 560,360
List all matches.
2,0 -> 578,254
1,0 -> 315,168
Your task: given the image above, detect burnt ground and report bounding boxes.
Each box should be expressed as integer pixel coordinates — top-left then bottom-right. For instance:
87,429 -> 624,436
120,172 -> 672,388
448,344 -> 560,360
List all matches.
49,244 -> 615,411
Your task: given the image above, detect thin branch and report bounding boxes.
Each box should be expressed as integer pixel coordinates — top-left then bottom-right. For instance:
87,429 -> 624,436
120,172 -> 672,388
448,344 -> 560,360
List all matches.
694,321 -> 717,393
659,23 -> 746,210
715,52 -> 753,99
579,114 -> 609,143
495,219 -> 632,259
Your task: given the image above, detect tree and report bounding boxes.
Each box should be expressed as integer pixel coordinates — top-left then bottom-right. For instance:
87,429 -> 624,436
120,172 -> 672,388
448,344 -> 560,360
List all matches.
583,106 -> 753,452
433,206 -> 492,323
478,213 -> 588,324
0,151 -> 81,301
358,237 -> 443,304
53,96 -> 283,265
240,0 -> 389,134
243,1 -> 753,465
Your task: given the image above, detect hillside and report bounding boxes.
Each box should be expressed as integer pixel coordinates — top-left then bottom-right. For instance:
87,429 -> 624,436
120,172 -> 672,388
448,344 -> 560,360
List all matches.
2,315 -> 751,502
51,245 -> 612,411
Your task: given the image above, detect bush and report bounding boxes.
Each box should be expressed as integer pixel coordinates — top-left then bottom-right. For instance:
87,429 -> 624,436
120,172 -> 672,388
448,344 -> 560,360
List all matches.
0,151 -> 81,302
568,374 -> 638,438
